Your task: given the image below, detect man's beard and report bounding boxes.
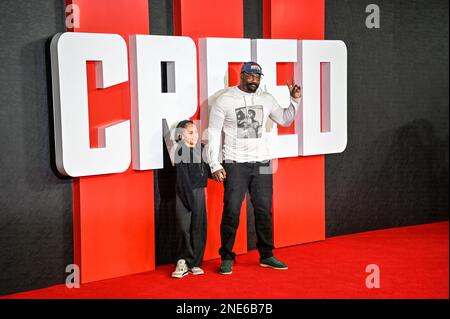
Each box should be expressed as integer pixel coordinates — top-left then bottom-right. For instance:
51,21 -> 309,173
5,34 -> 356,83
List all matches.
246,82 -> 259,93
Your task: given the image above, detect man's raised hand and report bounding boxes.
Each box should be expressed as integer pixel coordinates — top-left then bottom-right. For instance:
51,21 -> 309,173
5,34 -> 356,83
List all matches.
287,80 -> 302,99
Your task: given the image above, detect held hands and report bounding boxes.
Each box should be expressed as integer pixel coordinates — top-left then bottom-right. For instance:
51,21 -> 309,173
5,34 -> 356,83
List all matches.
287,80 -> 302,99
212,168 -> 226,183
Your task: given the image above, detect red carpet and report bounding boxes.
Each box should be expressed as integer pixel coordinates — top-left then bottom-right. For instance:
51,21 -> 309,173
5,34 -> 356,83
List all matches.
3,222 -> 448,299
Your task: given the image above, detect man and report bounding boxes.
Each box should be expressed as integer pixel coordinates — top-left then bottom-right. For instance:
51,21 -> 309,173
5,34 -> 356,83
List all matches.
207,61 -> 302,275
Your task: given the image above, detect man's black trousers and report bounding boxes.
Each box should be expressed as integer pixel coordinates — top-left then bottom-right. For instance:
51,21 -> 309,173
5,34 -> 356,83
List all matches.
219,160 -> 274,261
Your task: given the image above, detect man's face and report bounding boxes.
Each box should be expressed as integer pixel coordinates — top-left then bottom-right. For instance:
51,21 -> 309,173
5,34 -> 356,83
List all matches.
240,72 -> 261,93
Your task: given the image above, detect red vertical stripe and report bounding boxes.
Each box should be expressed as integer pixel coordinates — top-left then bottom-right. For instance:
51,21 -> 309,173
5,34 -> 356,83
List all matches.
264,0 -> 326,247
67,0 -> 154,283
173,0 -> 248,260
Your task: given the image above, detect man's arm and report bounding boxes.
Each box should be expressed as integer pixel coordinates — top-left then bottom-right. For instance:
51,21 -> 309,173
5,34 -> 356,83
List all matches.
269,82 -> 302,127
269,97 -> 300,127
206,101 -> 226,175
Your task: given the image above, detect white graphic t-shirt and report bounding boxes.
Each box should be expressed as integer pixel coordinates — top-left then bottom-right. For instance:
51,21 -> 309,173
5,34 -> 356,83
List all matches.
207,86 -> 300,173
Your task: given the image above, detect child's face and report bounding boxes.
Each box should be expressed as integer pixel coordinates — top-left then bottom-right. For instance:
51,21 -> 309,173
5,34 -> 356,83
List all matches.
181,123 -> 199,147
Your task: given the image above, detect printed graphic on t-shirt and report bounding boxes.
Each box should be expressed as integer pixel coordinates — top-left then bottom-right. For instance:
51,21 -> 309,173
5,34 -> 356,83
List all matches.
235,105 -> 263,139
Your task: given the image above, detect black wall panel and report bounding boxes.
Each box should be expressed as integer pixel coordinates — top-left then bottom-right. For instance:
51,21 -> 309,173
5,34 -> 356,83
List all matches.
325,0 -> 448,236
0,0 -> 72,295
149,0 -> 174,36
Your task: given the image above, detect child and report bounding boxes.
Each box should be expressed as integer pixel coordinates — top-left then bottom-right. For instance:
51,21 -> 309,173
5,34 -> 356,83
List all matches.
171,120 -> 211,278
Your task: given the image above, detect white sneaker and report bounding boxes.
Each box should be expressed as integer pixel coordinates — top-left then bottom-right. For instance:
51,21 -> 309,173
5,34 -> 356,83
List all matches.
171,259 -> 189,278
189,267 -> 205,275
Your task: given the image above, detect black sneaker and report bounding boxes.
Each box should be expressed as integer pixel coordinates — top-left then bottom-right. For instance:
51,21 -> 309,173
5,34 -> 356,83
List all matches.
220,260 -> 233,275
260,257 -> 288,270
